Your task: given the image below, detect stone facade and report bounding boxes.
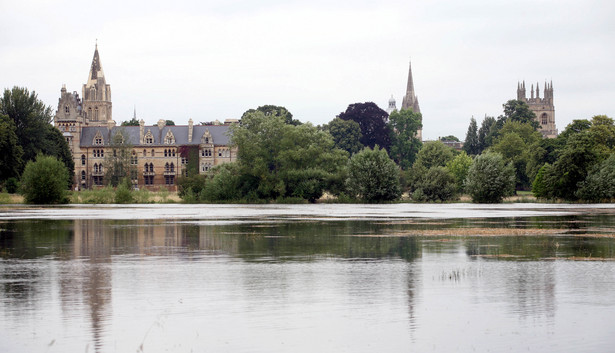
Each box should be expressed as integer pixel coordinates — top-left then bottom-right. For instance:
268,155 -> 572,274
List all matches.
54,45 -> 236,190
517,81 -> 557,138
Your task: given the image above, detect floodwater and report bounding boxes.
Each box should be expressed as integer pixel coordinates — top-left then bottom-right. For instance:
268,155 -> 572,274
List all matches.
1,204 -> 615,352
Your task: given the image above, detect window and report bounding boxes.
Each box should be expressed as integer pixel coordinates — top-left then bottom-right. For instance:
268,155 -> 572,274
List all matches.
170,163 -> 174,172
541,113 -> 548,125
143,149 -> 147,157
151,149 -> 155,156
165,175 -> 175,185
145,175 -> 154,185
172,149 -> 176,157
87,107 -> 92,119
65,106 -> 69,114
144,130 -> 154,144
94,107 -> 99,121
131,152 -> 138,165
164,149 -> 168,157
81,171 -> 86,180
182,158 -> 188,165
81,155 -> 86,165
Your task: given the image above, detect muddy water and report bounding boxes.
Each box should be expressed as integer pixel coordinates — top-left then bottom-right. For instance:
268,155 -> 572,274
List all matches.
1,204 -> 615,352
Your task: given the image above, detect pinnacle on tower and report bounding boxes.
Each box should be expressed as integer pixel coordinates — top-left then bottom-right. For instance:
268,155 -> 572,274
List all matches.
401,61 -> 420,113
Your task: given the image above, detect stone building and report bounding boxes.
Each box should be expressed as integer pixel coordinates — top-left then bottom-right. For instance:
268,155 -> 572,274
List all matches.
400,61 -> 422,141
517,81 -> 557,138
54,45 -> 236,190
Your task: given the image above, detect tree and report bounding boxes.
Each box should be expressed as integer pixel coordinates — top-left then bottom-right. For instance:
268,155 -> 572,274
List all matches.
338,102 -> 391,151
241,105 -> 301,126
463,117 -> 480,155
414,141 -> 454,170
0,114 -> 23,181
501,99 -> 539,129
230,111 -> 347,201
0,87 -> 73,178
165,120 -> 175,126
347,146 -> 401,202
20,154 -> 69,204
465,152 -> 515,203
324,117 -> 363,155
576,154 -> 615,201
411,166 -> 457,202
490,121 -> 542,189
0,87 -> 53,164
478,116 -> 496,152
121,117 -> 140,126
446,151 -> 473,192
440,135 -> 460,142
103,129 -> 135,187
388,109 -> 422,169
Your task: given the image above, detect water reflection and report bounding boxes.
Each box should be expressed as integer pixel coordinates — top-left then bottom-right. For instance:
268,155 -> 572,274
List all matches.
1,209 -> 615,352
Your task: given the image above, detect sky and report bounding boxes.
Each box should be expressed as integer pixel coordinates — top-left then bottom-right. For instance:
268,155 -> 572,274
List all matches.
1,0 -> 614,140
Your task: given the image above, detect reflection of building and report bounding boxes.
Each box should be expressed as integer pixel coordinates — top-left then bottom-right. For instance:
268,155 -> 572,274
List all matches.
54,45 -> 237,190
517,81 -> 558,138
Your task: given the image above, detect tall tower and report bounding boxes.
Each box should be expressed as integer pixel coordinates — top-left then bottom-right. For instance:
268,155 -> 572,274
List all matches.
401,61 -> 422,140
82,44 -> 112,126
516,80 -> 557,138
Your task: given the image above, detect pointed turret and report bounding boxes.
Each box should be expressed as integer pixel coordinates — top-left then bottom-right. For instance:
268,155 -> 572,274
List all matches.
401,61 -> 421,113
82,43 -> 112,125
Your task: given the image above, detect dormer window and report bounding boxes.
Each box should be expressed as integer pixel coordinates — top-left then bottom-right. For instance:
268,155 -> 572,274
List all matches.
144,130 -> 154,144
93,131 -> 104,145
164,130 -> 175,144
64,106 -> 70,114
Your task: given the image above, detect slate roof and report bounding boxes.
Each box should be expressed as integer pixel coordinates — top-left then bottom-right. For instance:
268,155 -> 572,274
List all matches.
80,124 -> 233,147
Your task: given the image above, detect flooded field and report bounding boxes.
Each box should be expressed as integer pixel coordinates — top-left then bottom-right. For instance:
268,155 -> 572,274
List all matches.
1,204 -> 615,352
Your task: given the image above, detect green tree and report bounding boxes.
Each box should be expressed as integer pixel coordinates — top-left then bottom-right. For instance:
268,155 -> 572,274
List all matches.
478,116 -> 496,152
165,120 -> 175,126
230,111 -> 347,201
324,117 -> 363,155
490,121 -> 542,189
463,117 -> 479,155
103,129 -> 135,187
576,154 -> 615,201
388,109 -> 422,169
465,152 -> 515,203
347,146 -> 401,202
0,114 -> 24,181
440,135 -> 460,142
411,166 -> 457,202
0,87 -> 73,179
121,117 -> 140,126
338,102 -> 391,151
20,154 -> 69,204
241,105 -> 301,126
501,99 -> 539,129
414,141 -> 455,169
446,151 -> 473,192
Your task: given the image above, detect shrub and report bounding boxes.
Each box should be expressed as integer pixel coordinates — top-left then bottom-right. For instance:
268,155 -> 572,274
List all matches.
465,152 -> 515,203
347,146 -> 401,202
20,154 -> 69,204
114,178 -> 134,204
412,166 -> 457,202
4,177 -> 19,194
576,154 -> 615,201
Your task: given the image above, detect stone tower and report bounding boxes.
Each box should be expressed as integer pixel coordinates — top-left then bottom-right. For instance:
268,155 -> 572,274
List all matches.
517,81 -> 557,138
401,61 -> 422,140
82,44 -> 113,126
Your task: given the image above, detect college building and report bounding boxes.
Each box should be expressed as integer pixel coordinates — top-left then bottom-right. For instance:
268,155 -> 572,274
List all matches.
54,45 -> 237,190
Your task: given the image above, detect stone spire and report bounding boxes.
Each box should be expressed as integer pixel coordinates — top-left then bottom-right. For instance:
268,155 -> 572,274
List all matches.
401,61 -> 420,113
82,43 -> 112,125
401,61 -> 422,140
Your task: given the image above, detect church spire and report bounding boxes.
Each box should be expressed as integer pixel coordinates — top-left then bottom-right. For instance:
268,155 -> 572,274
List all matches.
401,61 -> 421,113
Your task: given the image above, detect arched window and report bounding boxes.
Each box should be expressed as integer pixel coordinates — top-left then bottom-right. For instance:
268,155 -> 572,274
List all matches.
94,107 -> 99,121
170,163 -> 174,172
81,154 -> 86,165
172,149 -> 176,157
149,163 -> 154,172
143,149 -> 147,157
65,106 -> 69,114
87,107 -> 92,118
541,113 -> 548,125
144,163 -> 149,172
151,149 -> 154,156
81,171 -> 86,180
164,149 -> 168,157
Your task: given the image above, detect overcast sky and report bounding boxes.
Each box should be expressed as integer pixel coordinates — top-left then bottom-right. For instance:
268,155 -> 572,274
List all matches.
1,0 -> 613,140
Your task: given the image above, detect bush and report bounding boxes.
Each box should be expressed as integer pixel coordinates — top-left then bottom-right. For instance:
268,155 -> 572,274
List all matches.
465,152 -> 515,203
4,177 -> 19,194
200,163 -> 243,202
412,166 -> 457,202
114,178 -> 134,204
347,146 -> 401,202
20,154 -> 69,204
